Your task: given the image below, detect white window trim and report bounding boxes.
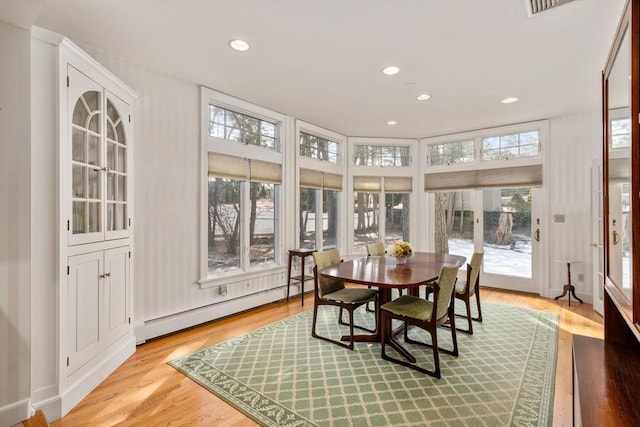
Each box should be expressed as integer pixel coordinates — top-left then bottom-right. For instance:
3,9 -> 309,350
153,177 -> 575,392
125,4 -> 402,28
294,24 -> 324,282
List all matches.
295,120 -> 347,251
199,86 -> 287,285
347,137 -> 419,254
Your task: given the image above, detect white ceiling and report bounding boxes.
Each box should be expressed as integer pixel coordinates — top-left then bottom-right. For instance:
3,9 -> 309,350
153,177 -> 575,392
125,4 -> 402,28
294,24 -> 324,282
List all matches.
1,0 -> 627,139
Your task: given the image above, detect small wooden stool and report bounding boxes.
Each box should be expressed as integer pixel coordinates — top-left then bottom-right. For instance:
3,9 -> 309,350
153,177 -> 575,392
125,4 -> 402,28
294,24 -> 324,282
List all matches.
286,248 -> 315,305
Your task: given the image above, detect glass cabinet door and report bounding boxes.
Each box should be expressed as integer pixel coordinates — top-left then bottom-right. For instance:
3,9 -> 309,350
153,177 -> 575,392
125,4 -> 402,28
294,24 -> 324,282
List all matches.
69,66 -> 104,244
68,66 -> 130,244
105,92 -> 130,240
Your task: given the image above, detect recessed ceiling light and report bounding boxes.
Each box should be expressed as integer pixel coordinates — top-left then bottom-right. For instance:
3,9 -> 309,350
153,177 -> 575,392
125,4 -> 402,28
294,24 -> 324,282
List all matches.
387,120 -> 398,126
501,97 -> 519,104
382,66 -> 400,76
417,94 -> 431,101
229,39 -> 250,51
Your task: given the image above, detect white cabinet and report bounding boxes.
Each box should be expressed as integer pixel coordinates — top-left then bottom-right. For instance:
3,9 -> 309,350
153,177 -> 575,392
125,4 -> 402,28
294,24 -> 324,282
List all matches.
55,36 -> 137,415
66,246 -> 130,376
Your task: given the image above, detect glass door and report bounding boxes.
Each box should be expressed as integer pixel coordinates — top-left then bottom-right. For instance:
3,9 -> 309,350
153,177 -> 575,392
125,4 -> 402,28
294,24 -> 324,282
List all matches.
431,187 -> 540,293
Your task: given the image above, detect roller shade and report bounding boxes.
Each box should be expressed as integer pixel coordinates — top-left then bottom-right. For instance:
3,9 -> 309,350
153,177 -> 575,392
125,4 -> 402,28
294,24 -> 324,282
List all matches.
250,160 -> 281,184
353,176 -> 381,192
384,177 -> 413,193
208,153 -> 281,184
300,168 -> 323,188
323,173 -> 343,190
609,158 -> 629,184
424,165 -> 542,191
208,153 -> 247,179
299,169 -> 343,190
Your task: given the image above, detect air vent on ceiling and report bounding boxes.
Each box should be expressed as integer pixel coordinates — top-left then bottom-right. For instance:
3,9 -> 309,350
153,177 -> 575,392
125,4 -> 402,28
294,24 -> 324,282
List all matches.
526,0 -> 574,16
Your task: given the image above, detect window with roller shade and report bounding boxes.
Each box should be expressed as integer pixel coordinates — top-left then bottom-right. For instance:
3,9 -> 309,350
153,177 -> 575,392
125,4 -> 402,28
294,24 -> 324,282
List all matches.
207,153 -> 281,274
353,176 -> 412,254
202,87 -> 285,280
299,168 -> 342,250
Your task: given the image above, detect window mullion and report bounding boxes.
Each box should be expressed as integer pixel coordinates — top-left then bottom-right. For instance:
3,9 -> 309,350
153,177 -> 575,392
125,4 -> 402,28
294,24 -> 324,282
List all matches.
241,181 -> 250,270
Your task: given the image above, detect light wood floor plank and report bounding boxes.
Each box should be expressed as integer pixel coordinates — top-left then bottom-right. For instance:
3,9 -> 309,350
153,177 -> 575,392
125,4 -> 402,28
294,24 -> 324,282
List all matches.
51,288 -> 603,427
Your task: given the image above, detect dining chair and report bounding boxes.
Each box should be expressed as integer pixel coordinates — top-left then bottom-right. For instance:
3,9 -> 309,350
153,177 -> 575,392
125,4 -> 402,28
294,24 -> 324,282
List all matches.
453,251 -> 484,334
365,242 -> 386,312
380,264 -> 460,378
311,249 -> 378,350
366,242 -> 386,256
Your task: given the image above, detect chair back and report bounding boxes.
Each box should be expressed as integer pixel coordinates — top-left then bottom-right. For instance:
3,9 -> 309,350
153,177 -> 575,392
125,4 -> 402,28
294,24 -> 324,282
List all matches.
366,242 -> 386,256
312,249 -> 344,296
467,251 -> 484,290
434,264 -> 460,320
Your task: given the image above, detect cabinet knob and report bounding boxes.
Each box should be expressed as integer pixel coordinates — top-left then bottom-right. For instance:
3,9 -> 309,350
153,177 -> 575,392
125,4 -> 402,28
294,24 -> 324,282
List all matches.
100,272 -> 111,279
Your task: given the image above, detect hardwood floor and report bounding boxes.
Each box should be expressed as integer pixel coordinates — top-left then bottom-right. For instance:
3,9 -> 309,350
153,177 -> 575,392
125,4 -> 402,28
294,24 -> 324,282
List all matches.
51,288 -> 603,427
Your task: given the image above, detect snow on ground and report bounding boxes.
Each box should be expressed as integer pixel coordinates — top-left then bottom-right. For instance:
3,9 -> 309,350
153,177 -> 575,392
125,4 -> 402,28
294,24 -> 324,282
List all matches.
449,238 -> 532,278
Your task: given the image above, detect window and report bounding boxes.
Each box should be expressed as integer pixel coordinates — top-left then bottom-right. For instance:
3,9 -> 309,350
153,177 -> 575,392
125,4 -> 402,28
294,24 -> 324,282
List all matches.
429,140 -> 474,166
209,105 -> 278,150
611,117 -> 630,149
482,131 -> 539,161
353,145 -> 410,166
299,168 -> 342,250
202,87 -> 285,281
353,176 -> 412,254
300,132 -> 340,163
208,177 -> 241,271
207,154 -> 281,275
299,187 -> 340,250
354,192 -> 380,250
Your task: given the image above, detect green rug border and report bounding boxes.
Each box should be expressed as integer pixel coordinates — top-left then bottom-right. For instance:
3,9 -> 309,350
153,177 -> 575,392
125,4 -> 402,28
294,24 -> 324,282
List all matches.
169,313 -> 317,427
169,302 -> 558,427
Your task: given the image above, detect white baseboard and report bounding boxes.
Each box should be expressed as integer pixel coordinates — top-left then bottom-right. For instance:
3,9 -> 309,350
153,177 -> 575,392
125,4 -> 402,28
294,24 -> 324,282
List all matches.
56,335 -> 135,420
0,398 -> 32,427
136,286 -> 290,342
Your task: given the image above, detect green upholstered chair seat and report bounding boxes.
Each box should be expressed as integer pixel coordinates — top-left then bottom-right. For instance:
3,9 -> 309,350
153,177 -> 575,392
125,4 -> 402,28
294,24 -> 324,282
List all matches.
455,280 -> 475,296
324,287 -> 378,304
381,295 -> 434,321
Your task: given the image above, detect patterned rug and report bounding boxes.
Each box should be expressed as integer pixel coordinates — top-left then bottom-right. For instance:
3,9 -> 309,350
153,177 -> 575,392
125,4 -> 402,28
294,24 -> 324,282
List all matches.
169,302 -> 557,426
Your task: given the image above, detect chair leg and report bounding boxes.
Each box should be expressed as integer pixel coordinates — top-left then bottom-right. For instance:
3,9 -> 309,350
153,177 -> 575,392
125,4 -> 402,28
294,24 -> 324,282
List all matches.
311,304 -> 320,339
473,286 -> 483,322
448,309 -> 459,357
453,296 -> 474,334
429,329 -> 440,379
312,305 -> 356,350
338,302 -> 377,333
366,285 -> 375,312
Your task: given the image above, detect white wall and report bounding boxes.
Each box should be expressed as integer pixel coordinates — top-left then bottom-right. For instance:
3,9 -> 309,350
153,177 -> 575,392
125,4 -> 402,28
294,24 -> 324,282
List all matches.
0,22 -> 32,426
547,111 -> 603,302
29,32 -> 61,412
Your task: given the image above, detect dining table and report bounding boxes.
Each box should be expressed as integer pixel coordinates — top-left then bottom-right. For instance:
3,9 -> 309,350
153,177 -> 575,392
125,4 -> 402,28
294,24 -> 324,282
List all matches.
318,251 -> 466,358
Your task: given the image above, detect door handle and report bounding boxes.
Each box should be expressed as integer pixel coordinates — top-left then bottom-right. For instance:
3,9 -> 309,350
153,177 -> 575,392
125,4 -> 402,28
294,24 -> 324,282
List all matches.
613,230 -> 620,245
534,229 -> 540,242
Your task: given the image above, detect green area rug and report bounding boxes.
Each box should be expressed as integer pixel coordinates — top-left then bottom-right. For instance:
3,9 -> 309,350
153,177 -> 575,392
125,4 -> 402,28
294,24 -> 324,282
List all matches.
169,303 -> 557,426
